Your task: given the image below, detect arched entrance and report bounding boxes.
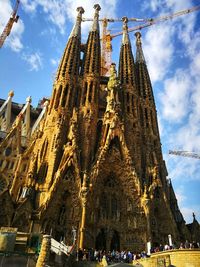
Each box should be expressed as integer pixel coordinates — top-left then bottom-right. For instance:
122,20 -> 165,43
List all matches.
110,230 -> 120,251
95,229 -> 106,251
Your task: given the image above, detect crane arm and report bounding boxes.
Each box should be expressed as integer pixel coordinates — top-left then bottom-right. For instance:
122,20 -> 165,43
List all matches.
110,5 -> 200,38
82,17 -> 152,22
169,150 -> 200,160
0,0 -> 20,48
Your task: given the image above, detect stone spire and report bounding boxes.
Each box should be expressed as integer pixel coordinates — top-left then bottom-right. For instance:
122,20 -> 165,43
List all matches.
134,31 -> 163,188
69,6 -> 85,38
135,31 -> 154,101
91,4 -> 101,32
79,4 -> 101,172
122,17 -> 131,45
118,18 -> 141,176
55,7 -> 84,81
50,7 -> 84,112
135,31 -> 146,63
118,17 -> 136,86
81,4 -> 101,76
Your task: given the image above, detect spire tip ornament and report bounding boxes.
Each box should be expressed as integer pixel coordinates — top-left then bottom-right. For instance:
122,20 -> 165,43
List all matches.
76,6 -> 85,15
94,4 -> 101,11
135,31 -> 145,63
121,16 -> 130,45
91,3 -> 101,32
135,31 -> 142,45
8,90 -> 14,97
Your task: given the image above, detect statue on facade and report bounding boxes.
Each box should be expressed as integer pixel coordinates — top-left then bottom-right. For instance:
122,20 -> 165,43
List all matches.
106,63 -> 121,112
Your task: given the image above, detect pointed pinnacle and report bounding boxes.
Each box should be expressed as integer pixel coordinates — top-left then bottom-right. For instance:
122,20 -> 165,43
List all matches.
8,90 -> 14,97
122,16 -> 130,45
122,16 -> 128,30
94,4 -> 101,11
69,6 -> 84,38
135,31 -> 145,63
135,31 -> 142,46
76,6 -> 85,15
91,4 -> 101,32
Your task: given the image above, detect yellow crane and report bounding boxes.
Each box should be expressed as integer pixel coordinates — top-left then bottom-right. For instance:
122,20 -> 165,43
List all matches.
169,150 -> 200,160
0,0 -> 20,48
83,5 -> 200,75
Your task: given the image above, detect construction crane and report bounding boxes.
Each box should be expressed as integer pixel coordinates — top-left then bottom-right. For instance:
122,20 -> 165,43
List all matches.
0,0 -> 20,48
83,5 -> 200,75
169,150 -> 200,160
82,16 -> 151,75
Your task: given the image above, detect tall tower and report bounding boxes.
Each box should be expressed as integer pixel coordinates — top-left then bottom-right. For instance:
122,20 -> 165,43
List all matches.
135,31 -> 166,187
79,4 -> 101,173
6,7 -> 85,241
118,17 -> 142,179
134,31 -> 188,243
0,5 -> 192,253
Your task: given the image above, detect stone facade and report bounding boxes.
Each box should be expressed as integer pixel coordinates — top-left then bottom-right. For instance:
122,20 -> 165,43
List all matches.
0,4 -> 199,253
134,249 -> 200,267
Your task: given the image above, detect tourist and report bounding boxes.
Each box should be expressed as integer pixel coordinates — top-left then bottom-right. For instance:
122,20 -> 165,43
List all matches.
164,244 -> 170,250
179,243 -> 184,249
184,240 -> 190,249
192,241 -> 199,248
159,244 -> 164,251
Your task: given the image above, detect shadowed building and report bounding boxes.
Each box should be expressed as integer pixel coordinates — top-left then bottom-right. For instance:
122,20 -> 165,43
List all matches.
0,4 -> 199,252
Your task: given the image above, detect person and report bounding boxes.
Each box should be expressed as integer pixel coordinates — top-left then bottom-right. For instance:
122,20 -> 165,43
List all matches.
140,251 -> 147,258
94,249 -> 99,261
88,248 -> 94,261
164,244 -> 170,250
78,248 -> 83,260
192,241 -> 199,248
179,243 -> 184,249
82,249 -> 88,260
111,250 -> 115,261
123,252 -> 127,262
184,240 -> 189,248
159,244 -> 164,251
102,255 -> 108,266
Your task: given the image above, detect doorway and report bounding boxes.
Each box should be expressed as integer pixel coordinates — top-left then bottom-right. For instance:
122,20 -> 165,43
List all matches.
95,228 -> 106,251
110,230 -> 120,251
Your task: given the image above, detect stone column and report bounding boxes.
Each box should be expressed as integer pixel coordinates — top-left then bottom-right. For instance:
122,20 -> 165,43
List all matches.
36,235 -> 51,267
142,186 -> 151,243
79,173 -> 88,249
6,90 -> 14,131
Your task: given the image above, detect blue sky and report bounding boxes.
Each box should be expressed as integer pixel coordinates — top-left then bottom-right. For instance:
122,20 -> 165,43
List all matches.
0,0 -> 200,224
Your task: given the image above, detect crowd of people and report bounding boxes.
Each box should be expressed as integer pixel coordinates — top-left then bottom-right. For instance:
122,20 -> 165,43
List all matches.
77,248 -> 146,263
76,240 -> 200,263
152,240 -> 199,252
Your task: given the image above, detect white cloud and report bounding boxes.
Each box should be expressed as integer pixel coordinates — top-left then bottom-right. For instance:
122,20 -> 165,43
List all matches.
21,0 -> 118,36
0,0 -> 24,52
143,24 -> 174,83
21,0 -> 66,34
168,157 -> 200,182
22,52 -> 43,71
50,58 -> 59,66
144,0 -> 194,13
175,185 -> 186,204
160,69 -> 192,122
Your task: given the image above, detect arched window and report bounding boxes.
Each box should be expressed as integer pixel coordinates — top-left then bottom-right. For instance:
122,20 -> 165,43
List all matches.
63,166 -> 75,182
0,176 -> 7,192
61,84 -> 68,107
82,82 -> 87,105
54,85 -> 62,109
88,81 -> 93,103
100,192 -> 108,219
99,174 -> 120,220
111,196 -> 118,218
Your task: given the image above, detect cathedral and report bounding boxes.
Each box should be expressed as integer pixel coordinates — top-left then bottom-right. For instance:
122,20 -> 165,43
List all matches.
0,4 -> 198,253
